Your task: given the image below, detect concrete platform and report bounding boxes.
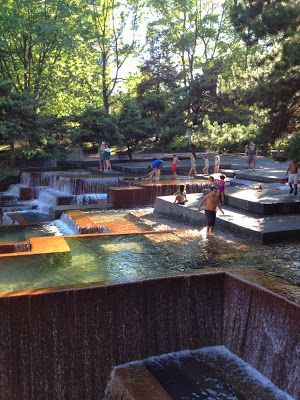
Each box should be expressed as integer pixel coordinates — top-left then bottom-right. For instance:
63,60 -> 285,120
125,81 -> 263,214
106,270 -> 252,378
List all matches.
113,160 -> 231,174
0,236 -> 70,258
154,194 -> 300,243
225,186 -> 300,215
220,168 -> 287,183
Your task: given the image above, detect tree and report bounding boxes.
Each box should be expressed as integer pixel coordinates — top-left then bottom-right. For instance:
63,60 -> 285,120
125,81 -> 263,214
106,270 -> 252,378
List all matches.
76,107 -> 120,147
118,99 -> 156,159
87,0 -> 141,112
147,0 -> 231,86
231,0 -> 300,143
0,0 -> 82,108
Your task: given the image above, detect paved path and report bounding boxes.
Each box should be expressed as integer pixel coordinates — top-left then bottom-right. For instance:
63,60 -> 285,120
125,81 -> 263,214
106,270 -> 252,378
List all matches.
81,151 -> 291,182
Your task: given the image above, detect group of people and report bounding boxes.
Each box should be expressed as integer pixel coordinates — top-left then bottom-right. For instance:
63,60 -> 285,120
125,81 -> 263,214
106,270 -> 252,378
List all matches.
98,142 -> 112,172
147,153 -> 222,180
174,174 -> 226,236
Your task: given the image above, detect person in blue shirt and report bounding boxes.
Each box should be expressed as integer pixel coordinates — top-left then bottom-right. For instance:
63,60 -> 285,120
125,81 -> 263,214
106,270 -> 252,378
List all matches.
147,159 -> 164,180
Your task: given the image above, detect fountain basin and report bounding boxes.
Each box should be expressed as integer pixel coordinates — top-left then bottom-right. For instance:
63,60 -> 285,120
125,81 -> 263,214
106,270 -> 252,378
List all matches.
0,273 -> 298,399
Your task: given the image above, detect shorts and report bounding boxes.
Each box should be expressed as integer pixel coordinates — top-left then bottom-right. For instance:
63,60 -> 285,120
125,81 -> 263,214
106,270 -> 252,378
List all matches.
205,210 -> 216,227
288,173 -> 298,184
248,155 -> 256,163
171,163 -> 177,173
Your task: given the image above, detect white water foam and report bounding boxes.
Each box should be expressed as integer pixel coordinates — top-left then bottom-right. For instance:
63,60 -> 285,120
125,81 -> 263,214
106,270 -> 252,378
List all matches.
107,346 -> 295,400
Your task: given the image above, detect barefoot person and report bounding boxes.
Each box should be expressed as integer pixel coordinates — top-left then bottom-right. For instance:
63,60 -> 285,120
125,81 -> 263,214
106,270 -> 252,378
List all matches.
189,153 -> 197,177
171,154 -> 179,178
148,159 -> 164,180
286,160 -> 299,195
245,142 -> 257,171
214,155 -> 220,173
217,174 -> 226,204
198,185 -> 224,235
174,185 -> 188,205
98,141 -> 106,171
203,155 -> 209,174
104,145 -> 112,171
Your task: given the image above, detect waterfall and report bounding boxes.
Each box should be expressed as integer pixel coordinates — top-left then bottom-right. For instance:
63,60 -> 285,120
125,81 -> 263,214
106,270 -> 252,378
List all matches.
54,176 -> 119,195
3,183 -> 27,197
1,213 -> 17,225
58,213 -> 79,234
75,193 -> 107,205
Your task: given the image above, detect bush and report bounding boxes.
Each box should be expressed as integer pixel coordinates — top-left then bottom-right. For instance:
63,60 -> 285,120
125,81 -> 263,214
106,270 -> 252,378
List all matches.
191,115 -> 259,153
273,133 -> 300,162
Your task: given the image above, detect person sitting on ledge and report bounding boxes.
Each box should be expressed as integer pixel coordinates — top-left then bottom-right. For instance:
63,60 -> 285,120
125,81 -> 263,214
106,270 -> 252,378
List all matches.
174,185 -> 188,205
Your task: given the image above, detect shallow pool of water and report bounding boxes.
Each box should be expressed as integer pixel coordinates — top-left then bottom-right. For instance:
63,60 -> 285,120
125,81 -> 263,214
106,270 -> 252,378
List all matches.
144,347 -> 293,400
0,232 -> 201,293
0,224 -> 57,242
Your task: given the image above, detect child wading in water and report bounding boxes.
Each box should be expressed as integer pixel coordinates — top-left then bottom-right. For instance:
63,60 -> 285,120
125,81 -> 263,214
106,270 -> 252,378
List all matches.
174,185 -> 188,205
217,174 -> 226,204
171,154 -> 179,177
189,153 -> 197,177
203,156 -> 209,174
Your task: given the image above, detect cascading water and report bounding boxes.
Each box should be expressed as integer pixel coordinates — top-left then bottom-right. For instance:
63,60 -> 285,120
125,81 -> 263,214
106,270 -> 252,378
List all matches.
75,193 -> 107,205
57,212 -> 79,234
2,183 -> 27,197
1,214 -> 16,225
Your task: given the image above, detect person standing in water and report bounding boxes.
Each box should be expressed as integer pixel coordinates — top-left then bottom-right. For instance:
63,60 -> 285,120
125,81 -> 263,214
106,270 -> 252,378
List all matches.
286,160 -> 299,195
171,154 -> 179,178
148,159 -> 164,180
198,185 -> 224,235
189,153 -> 197,177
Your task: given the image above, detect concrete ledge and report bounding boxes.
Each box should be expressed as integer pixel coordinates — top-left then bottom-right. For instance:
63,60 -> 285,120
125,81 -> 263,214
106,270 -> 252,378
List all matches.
225,187 -> 300,215
0,236 -> 70,258
154,194 -> 300,243
105,364 -> 172,400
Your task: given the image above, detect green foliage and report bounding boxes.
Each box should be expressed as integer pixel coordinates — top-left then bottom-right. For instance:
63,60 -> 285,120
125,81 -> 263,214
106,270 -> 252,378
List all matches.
191,115 -> 258,152
274,133 -> 300,162
231,0 -> 300,143
76,107 -> 120,146
118,99 -> 157,158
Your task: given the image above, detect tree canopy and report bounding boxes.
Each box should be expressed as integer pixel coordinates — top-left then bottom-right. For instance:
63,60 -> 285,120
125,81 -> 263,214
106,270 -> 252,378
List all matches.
0,0 -> 299,162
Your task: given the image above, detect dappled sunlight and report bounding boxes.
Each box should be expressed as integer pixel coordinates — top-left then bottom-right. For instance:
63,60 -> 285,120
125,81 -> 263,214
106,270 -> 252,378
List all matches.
101,242 -> 144,253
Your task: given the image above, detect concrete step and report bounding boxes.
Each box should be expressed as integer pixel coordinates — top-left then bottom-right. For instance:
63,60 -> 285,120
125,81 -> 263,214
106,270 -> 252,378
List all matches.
154,194 -> 300,243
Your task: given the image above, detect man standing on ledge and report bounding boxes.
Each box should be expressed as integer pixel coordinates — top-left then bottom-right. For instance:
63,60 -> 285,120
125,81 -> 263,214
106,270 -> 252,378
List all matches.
198,186 -> 224,235
245,142 -> 257,171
